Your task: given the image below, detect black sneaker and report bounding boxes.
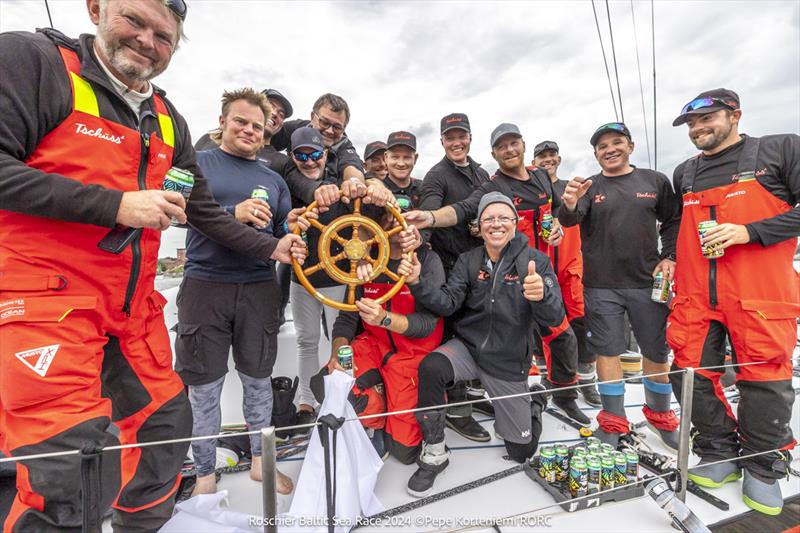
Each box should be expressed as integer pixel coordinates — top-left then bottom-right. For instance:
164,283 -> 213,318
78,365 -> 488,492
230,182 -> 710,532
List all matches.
466,382 -> 495,417
552,397 -> 591,426
471,400 -> 495,417
407,457 -> 449,498
578,379 -> 602,407
446,416 -> 490,442
293,409 -> 316,436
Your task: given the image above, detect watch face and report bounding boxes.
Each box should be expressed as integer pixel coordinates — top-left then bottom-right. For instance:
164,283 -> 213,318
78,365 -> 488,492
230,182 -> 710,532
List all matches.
381,315 -> 391,327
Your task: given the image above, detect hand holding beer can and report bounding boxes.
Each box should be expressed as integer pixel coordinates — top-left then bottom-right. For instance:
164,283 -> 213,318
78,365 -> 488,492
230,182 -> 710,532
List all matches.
698,220 -> 725,259
162,167 -> 194,226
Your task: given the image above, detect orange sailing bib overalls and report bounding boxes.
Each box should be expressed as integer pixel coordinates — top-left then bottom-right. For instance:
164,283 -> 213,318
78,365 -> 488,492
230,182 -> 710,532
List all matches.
353,279 -> 443,455
0,46 -> 191,531
667,137 -> 799,476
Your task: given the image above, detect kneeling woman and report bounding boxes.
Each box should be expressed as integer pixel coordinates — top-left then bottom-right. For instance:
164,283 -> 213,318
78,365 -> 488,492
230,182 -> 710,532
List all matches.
401,192 -> 565,497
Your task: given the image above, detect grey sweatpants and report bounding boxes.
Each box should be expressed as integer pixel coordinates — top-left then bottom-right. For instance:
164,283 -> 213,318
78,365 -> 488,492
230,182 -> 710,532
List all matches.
189,371 -> 273,477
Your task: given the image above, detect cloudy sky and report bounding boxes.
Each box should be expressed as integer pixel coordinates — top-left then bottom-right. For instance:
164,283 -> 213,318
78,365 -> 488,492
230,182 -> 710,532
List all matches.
2,0 -> 798,179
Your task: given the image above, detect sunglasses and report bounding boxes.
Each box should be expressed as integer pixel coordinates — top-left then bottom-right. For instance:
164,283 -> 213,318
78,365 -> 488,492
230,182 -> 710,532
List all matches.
596,122 -> 628,133
680,97 -> 737,115
293,150 -> 325,162
166,0 -> 188,20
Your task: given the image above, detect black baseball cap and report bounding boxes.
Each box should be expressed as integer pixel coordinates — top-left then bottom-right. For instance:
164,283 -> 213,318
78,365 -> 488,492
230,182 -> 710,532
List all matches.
490,123 -> 522,148
533,140 -> 559,157
364,141 -> 387,160
262,89 -> 293,119
441,113 -> 471,134
672,88 -> 740,126
387,131 -> 417,151
590,122 -> 632,147
291,127 -> 324,152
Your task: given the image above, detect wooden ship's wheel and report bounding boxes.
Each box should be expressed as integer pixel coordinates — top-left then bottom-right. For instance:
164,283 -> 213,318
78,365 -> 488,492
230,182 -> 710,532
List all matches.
291,197 -> 409,312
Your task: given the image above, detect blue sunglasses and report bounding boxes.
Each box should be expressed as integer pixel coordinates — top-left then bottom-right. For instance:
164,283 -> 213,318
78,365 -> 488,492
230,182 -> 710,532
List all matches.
293,150 -> 325,162
680,97 -> 737,115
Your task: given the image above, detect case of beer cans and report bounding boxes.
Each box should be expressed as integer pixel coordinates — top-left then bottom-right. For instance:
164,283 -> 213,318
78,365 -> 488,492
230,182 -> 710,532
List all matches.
523,443 -> 645,512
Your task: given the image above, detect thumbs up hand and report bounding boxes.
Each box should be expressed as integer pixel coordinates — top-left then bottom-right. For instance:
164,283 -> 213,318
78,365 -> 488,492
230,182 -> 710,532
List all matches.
523,259 -> 544,301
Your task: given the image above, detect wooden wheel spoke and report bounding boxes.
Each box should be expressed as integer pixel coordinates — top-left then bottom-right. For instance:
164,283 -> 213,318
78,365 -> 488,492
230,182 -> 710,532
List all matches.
365,256 -> 377,266
329,251 -> 348,263
308,218 -> 325,232
353,197 -> 362,215
349,260 -> 358,277
384,269 -> 400,282
362,236 -> 377,247
387,225 -> 404,237
303,263 -> 324,276
331,232 -> 348,246
347,283 -> 357,304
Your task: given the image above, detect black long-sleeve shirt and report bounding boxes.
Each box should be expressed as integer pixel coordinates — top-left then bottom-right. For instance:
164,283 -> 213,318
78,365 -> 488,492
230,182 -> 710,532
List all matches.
418,156 -> 490,273
558,167 -> 680,289
673,134 -> 800,247
0,29 -> 279,261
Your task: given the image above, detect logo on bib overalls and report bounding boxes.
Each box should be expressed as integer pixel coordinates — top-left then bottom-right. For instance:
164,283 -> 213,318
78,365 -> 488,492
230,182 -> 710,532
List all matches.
15,344 -> 60,377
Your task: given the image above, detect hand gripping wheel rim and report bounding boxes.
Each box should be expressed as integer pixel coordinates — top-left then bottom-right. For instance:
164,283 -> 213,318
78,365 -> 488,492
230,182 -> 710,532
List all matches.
291,196 -> 409,312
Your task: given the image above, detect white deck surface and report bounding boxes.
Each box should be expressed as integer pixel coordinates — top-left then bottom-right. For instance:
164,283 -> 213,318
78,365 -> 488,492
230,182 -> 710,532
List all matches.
103,283 -> 800,532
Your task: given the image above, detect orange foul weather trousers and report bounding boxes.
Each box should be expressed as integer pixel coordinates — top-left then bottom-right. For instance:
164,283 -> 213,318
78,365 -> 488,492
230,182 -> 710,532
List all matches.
0,47 -> 191,531
667,138 -> 799,479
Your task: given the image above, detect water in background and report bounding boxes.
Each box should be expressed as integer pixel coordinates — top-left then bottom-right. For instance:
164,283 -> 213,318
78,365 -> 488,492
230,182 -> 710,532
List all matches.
159,226 -> 187,258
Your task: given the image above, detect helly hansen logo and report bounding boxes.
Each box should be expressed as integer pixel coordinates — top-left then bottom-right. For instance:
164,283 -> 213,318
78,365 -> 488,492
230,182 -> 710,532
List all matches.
725,190 -> 746,199
636,192 -> 657,199
74,123 -> 125,144
594,194 -> 606,204
477,269 -> 490,281
0,299 -> 24,321
15,344 -> 60,377
504,273 -> 519,282
684,199 -> 700,206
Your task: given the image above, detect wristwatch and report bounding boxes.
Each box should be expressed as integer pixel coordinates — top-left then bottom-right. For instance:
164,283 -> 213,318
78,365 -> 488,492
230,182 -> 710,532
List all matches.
380,313 -> 392,328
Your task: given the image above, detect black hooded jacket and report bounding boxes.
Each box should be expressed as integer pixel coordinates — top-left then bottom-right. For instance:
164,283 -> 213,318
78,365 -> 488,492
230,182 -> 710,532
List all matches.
410,233 -> 565,381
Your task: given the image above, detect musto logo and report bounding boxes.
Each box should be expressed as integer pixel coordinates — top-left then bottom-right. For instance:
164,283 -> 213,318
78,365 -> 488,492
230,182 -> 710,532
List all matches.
74,123 -> 125,144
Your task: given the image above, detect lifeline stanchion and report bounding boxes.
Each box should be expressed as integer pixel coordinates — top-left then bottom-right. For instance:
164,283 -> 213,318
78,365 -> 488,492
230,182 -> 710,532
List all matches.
676,367 -> 695,502
261,427 -> 278,533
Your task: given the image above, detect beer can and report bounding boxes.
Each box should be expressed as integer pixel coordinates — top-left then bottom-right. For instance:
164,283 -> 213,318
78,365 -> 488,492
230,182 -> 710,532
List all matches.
651,272 -> 671,303
251,185 -> 269,202
698,220 -> 724,258
600,443 -> 615,455
162,167 -> 194,226
613,453 -> 627,486
572,447 -> 587,460
625,451 -> 639,483
587,443 -> 601,456
337,345 -> 354,376
539,446 -> 556,482
586,436 -> 601,448
587,455 -> 601,494
540,213 -> 553,240
569,456 -> 588,498
555,444 -> 570,482
600,456 -> 615,491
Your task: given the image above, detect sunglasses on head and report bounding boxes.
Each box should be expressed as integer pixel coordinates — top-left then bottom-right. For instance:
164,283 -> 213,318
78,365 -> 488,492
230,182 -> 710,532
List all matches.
293,150 -> 325,162
166,0 -> 188,20
680,97 -> 737,115
596,122 -> 627,133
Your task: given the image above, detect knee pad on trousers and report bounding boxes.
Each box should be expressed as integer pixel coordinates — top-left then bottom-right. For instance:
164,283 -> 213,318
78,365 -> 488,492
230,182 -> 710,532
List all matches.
417,352 -> 455,386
